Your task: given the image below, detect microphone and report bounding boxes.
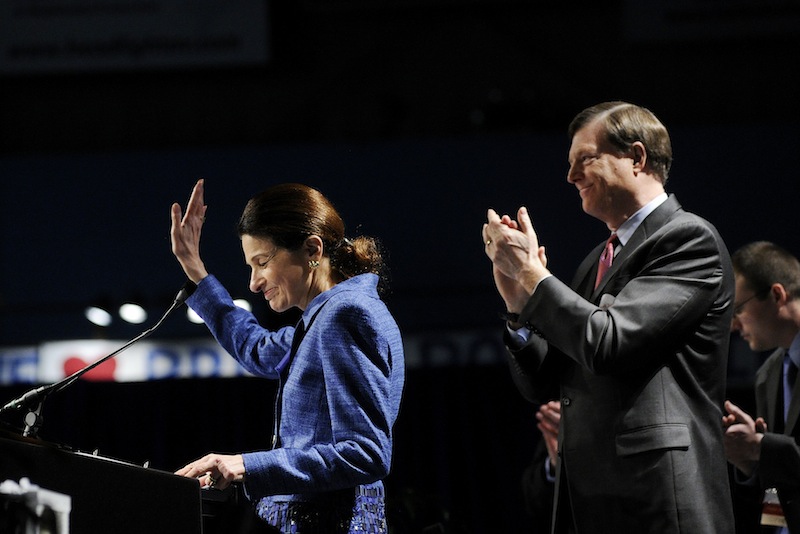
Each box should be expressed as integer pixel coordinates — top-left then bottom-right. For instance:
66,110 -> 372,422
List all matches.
0,281 -> 196,435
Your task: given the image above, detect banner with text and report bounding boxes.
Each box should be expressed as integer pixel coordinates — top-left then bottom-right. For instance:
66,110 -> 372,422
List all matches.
0,328 -> 509,385
0,0 -> 269,75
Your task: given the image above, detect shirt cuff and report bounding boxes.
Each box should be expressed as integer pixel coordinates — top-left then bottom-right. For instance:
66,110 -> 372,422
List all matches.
507,324 -> 531,344
505,274 -> 553,344
544,456 -> 556,483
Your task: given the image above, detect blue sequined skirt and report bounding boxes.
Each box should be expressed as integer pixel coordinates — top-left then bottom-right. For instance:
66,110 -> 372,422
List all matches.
255,481 -> 387,534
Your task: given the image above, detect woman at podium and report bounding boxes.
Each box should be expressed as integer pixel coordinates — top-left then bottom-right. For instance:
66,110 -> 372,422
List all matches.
169,179 -> 405,534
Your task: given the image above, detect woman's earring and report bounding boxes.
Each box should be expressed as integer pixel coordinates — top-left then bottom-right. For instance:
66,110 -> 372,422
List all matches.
308,260 -> 320,269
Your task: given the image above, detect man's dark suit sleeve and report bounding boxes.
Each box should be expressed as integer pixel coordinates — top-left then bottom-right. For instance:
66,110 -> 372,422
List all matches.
521,438 -> 555,532
759,434 -> 800,531
517,219 -> 727,376
505,328 -> 560,403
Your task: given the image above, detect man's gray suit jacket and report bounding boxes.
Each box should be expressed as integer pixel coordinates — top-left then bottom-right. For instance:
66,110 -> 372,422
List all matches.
507,194 -> 736,533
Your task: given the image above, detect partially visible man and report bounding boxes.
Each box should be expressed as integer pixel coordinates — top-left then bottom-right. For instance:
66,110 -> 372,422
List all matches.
521,401 -> 559,532
724,241 -> 800,533
482,101 -> 735,533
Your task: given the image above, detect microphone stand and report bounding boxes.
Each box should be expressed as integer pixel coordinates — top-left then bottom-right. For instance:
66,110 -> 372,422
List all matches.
0,281 -> 196,439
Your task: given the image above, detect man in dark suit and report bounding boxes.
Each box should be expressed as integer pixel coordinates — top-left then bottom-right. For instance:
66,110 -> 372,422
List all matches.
724,241 -> 800,533
521,401 -> 559,532
482,101 -> 735,533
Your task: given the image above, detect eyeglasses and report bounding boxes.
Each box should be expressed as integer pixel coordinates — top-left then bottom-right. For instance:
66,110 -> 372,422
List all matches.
733,291 -> 767,316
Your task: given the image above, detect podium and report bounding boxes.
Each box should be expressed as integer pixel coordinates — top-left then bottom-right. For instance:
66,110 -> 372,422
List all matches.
0,433 -> 202,533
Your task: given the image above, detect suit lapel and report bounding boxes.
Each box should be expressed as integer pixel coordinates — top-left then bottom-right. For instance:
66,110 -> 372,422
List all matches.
574,241 -> 606,298
786,351 -> 800,435
590,194 -> 683,298
764,350 -> 785,430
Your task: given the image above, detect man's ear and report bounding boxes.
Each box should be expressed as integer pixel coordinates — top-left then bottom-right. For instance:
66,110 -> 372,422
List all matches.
771,283 -> 789,306
631,142 -> 647,173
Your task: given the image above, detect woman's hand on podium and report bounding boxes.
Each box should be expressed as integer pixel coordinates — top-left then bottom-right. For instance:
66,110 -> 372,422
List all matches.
175,453 -> 245,490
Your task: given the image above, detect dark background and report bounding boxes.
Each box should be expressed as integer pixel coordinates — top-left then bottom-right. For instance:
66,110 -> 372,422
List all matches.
2,1 -> 800,532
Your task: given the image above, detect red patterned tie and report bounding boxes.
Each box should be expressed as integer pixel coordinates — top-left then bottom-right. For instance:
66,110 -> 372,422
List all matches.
594,233 -> 618,289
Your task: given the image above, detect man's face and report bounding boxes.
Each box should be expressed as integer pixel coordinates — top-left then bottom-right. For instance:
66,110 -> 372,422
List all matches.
731,274 -> 779,352
567,120 -> 637,228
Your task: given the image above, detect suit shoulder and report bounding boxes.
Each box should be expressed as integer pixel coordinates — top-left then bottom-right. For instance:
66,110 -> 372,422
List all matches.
664,207 -> 726,240
656,209 -> 730,258
756,349 -> 785,381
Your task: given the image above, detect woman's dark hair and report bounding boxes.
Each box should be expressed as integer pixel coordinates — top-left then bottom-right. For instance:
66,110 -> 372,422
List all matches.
237,183 -> 390,294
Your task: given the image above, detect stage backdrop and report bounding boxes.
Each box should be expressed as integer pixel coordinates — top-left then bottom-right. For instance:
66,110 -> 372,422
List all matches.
1,125 -> 797,532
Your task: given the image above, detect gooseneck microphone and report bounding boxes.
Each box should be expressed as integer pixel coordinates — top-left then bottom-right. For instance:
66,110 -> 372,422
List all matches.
0,280 -> 196,437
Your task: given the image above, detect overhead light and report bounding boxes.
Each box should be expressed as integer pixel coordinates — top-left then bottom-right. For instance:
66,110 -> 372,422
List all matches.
85,306 -> 112,327
233,299 -> 252,312
185,299 -> 250,325
187,308 -> 204,324
119,302 -> 147,324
